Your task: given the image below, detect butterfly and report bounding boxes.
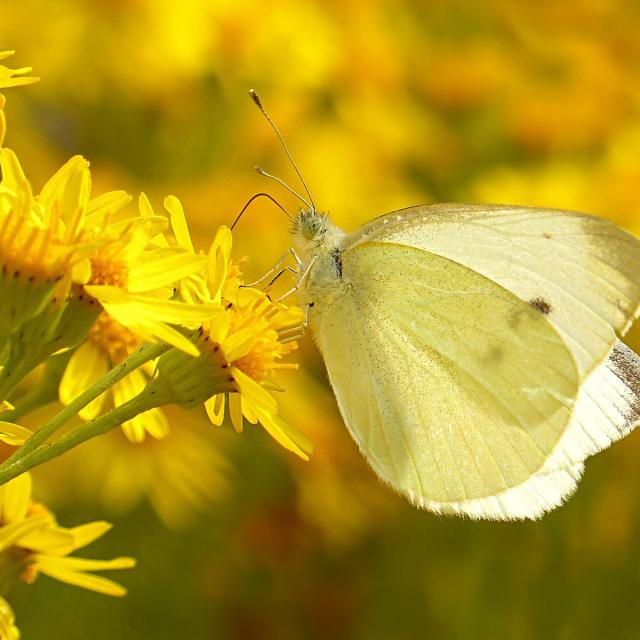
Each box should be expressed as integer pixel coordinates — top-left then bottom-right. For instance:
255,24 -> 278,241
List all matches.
247,91 -> 640,520
291,203 -> 640,520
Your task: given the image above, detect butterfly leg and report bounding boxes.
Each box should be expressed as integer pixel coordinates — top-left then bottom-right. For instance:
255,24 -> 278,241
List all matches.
243,248 -> 302,290
274,256 -> 317,303
279,302 -> 314,344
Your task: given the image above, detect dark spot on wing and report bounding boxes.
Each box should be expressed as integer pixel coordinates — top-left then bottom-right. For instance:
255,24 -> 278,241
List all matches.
509,309 -> 524,330
543,232 -> 553,239
609,342 -> 640,425
529,297 -> 552,315
331,248 -> 343,278
482,345 -> 504,364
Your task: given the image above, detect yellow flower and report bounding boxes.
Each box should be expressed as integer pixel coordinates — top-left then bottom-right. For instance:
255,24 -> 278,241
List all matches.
205,286 -> 311,461
0,150 -> 93,340
165,214 -> 312,460
45,413 -> 230,529
57,194 -> 227,440
0,473 -> 135,597
0,597 -> 18,640
80,193 -> 221,357
0,51 -> 38,89
59,312 -> 169,442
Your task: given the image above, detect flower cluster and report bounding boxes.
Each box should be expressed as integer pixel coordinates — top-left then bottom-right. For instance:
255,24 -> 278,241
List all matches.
0,51 -> 310,638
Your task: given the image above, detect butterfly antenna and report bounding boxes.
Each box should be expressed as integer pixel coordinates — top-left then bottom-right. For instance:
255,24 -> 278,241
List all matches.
230,192 -> 294,231
249,89 -> 317,212
254,166 -> 312,210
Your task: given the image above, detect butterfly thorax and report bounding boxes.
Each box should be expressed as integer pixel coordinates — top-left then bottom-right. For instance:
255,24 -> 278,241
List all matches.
292,209 -> 347,307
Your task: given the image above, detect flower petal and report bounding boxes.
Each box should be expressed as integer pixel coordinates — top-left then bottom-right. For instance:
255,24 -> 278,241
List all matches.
164,195 -> 194,252
255,409 -> 313,461
19,526 -> 75,554
34,555 -> 135,597
128,249 -> 207,292
0,596 -> 19,640
208,226 -> 232,303
229,393 -> 243,433
0,473 -> 32,524
231,368 -> 278,415
0,516 -> 49,553
59,342 -> 109,420
68,521 -> 112,548
0,421 -> 32,446
204,394 -> 225,426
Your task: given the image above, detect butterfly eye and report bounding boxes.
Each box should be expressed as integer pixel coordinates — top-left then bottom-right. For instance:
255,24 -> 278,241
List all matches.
300,213 -> 325,240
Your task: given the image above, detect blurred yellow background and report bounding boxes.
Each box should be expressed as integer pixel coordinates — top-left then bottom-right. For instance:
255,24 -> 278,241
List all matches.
3,1 -> 640,638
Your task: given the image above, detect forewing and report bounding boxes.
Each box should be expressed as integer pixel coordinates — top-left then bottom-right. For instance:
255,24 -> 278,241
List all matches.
346,204 -> 640,379
313,242 -> 579,507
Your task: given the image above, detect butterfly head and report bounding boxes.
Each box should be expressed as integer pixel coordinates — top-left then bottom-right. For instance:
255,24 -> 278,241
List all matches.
292,208 -> 329,242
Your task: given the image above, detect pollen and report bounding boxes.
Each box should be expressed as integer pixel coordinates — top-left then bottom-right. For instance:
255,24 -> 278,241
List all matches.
89,256 -> 128,287
227,296 -> 301,382
88,312 -> 142,363
233,331 -> 298,382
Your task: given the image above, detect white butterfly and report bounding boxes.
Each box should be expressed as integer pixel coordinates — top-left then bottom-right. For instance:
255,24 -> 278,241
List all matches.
291,203 -> 640,520
247,90 -> 640,520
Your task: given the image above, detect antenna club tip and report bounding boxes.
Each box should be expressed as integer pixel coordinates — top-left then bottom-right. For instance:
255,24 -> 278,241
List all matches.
248,89 -> 262,108
254,166 -> 266,175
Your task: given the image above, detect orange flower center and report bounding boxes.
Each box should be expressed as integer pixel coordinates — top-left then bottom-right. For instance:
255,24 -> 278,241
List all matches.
233,331 -> 298,382
89,256 -> 128,287
89,312 -> 142,363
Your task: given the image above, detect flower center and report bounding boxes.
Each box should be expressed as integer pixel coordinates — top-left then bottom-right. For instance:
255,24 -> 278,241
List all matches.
88,312 -> 142,363
89,256 -> 128,287
233,330 -> 298,382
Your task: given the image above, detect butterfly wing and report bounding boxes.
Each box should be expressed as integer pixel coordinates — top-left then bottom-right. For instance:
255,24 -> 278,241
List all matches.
346,204 -> 640,380
420,340 -> 640,519
311,241 -> 581,515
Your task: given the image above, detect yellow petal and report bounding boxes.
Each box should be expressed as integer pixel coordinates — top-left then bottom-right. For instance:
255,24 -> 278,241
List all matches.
0,515 -> 49,553
0,596 -> 19,640
0,148 -> 28,195
128,250 -> 207,292
229,393 -> 243,433
19,526 -> 75,554
137,408 -> 169,439
232,368 -> 278,415
36,555 -> 136,572
164,195 -> 194,252
0,473 -> 32,524
85,286 -> 224,325
255,409 -> 313,461
205,394 -> 225,426
38,155 -> 90,231
68,521 -> 112,548
0,421 -> 32,446
34,555 -> 135,597
59,342 -> 109,420
138,192 -> 154,218
208,226 -> 232,303
85,191 -> 132,226
221,328 -> 256,362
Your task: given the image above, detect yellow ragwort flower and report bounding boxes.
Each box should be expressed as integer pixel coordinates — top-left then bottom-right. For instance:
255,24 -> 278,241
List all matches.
58,193 -> 222,441
0,51 -> 38,148
163,206 -> 311,460
0,473 -> 135,597
64,418 -> 230,529
0,597 -> 18,640
0,51 -> 38,89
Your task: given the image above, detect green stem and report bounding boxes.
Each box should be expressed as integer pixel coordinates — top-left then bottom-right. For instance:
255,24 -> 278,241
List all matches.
0,390 -> 164,486
2,343 -> 167,468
